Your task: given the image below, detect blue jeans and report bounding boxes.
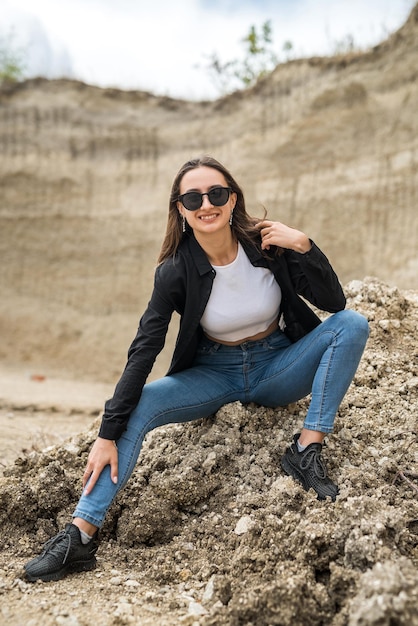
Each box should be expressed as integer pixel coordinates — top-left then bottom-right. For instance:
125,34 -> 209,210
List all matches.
73,309 -> 369,527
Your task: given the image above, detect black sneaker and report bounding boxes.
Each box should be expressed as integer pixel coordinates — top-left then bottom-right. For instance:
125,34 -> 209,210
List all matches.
24,523 -> 99,582
281,434 -> 339,501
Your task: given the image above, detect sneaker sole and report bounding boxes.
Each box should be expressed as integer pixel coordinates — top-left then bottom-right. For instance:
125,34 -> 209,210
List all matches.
24,556 -> 97,583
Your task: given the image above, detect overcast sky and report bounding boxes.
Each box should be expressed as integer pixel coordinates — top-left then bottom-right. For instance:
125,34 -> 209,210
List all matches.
1,0 -> 415,100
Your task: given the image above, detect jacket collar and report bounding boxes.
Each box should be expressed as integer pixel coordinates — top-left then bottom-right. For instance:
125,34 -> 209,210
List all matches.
185,234 -> 213,276
240,238 -> 267,266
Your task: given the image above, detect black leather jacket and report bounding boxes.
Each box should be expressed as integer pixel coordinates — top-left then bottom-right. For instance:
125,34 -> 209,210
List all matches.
99,234 -> 345,440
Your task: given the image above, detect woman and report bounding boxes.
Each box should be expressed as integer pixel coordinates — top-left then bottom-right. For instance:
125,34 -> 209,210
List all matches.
24,156 -> 369,582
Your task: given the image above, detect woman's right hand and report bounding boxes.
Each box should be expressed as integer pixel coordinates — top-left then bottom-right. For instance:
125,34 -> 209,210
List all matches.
82,437 -> 118,495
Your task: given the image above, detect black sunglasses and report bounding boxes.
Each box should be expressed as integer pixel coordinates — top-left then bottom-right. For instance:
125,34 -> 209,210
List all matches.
178,187 -> 231,211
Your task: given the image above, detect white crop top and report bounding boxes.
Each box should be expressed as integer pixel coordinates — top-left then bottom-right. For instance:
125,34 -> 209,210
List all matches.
200,242 -> 282,342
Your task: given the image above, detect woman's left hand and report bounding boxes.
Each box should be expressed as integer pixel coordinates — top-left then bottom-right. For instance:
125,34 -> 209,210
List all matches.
257,220 -> 312,253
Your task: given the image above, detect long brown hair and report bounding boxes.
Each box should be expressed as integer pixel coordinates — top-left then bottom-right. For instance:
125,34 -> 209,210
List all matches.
158,155 -> 265,264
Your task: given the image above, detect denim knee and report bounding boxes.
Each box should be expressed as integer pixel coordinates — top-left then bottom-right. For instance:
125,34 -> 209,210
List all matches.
339,309 -> 370,341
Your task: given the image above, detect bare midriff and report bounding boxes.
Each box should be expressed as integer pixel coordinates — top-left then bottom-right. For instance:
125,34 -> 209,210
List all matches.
204,317 -> 279,346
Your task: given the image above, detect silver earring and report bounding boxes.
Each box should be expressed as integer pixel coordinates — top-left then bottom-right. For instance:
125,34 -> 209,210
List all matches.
229,210 -> 234,226
182,216 -> 186,232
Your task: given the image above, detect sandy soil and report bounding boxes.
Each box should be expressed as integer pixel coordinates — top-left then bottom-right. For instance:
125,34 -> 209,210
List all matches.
1,278 -> 417,626
0,367 -> 111,466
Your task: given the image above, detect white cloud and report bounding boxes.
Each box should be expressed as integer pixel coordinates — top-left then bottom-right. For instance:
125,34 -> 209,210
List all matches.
0,0 -> 415,99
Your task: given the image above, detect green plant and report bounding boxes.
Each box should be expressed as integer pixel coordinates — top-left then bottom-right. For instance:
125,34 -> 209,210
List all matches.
282,40 -> 294,60
203,20 -> 282,95
236,20 -> 278,86
0,31 -> 26,85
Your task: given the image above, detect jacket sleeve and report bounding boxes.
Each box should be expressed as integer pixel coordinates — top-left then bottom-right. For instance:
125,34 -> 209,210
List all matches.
98,263 -> 178,440
284,242 -> 346,312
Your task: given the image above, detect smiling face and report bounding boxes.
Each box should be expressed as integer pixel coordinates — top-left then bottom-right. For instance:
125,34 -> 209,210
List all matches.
177,166 -> 236,237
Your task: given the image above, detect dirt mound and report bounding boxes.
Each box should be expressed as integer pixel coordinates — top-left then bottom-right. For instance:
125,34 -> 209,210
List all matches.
1,277 -> 417,625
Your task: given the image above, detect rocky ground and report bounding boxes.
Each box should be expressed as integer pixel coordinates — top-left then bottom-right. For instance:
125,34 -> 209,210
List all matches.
0,277 -> 417,626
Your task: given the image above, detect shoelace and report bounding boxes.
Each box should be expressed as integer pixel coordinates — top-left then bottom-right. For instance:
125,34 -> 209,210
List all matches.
299,447 -> 327,479
41,530 -> 72,565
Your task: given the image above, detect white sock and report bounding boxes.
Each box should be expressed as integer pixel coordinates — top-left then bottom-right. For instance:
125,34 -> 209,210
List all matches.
79,529 -> 93,545
296,439 -> 307,453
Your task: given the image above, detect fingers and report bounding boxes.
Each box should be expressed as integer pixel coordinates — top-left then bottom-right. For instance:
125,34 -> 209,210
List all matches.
83,468 -> 100,496
260,232 -> 271,250
82,440 -> 119,495
257,220 -> 273,230
110,445 -> 119,485
257,220 -> 272,238
258,220 -> 307,252
82,465 -> 91,490
259,221 -> 274,250
258,220 -> 278,235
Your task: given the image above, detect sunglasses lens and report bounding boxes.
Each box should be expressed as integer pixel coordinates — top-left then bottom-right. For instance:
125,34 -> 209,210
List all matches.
209,187 -> 230,206
182,192 -> 203,211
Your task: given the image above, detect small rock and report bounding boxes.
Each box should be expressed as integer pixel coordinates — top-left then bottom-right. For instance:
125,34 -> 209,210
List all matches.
56,616 -> 81,626
234,515 -> 255,535
188,601 -> 208,616
202,576 -> 215,602
406,376 -> 418,390
202,451 -> 217,472
113,600 -> 134,618
179,569 -> 192,581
